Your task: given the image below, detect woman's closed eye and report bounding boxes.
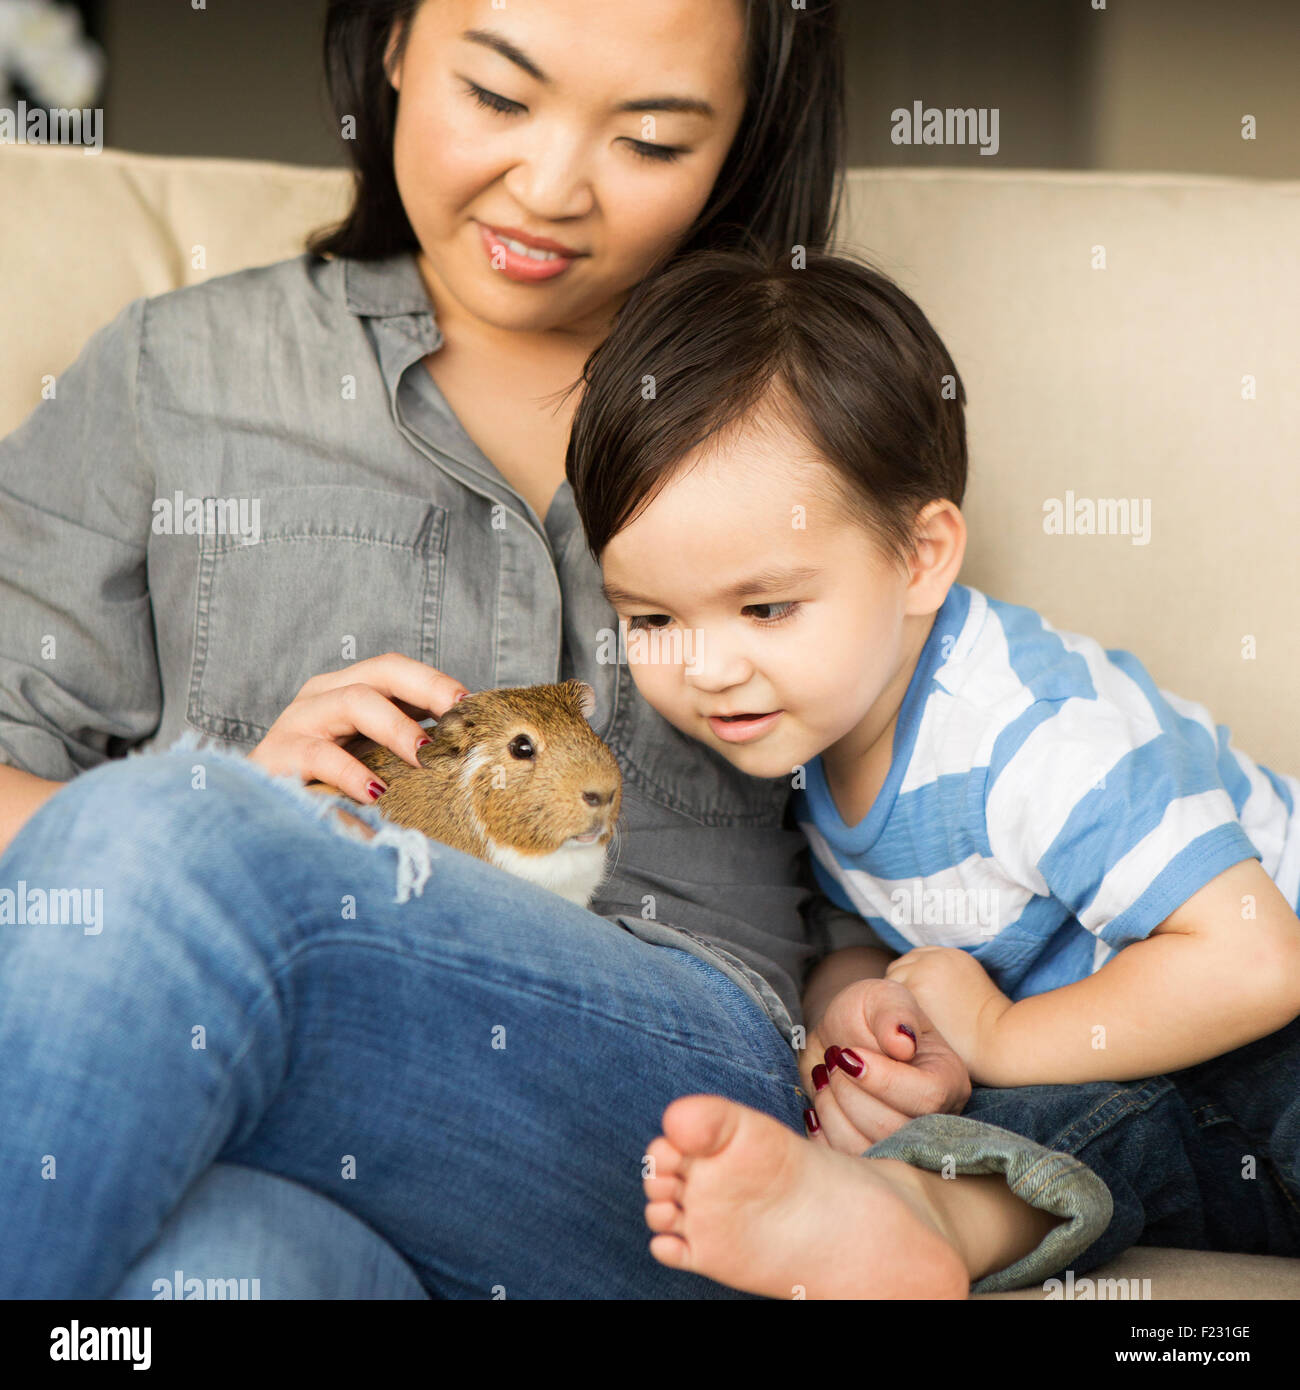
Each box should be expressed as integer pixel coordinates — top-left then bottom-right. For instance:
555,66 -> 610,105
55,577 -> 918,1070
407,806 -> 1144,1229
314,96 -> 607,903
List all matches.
463,78 -> 525,117
460,79 -> 687,164
625,137 -> 686,164
626,602 -> 801,632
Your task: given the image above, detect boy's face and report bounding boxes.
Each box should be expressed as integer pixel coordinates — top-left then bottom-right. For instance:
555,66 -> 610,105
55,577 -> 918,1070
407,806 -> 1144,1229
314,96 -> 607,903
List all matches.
599,411 -> 936,782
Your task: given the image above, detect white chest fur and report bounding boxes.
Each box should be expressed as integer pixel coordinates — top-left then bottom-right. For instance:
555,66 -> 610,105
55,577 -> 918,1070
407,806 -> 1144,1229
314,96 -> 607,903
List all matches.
485,837 -> 611,909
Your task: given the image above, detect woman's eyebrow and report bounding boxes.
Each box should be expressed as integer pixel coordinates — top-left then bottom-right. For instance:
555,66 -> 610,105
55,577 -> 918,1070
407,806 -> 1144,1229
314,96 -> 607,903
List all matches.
615,95 -> 716,117
462,28 -> 716,118
463,28 -> 546,81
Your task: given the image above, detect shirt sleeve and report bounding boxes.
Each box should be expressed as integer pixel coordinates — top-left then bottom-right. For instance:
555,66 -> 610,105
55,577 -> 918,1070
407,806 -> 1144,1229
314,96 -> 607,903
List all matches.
983,689 -> 1262,952
0,297 -> 162,780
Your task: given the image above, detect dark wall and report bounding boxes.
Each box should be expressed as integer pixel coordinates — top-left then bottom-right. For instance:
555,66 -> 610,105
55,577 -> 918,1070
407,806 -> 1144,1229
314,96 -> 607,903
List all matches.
87,0 -> 1300,176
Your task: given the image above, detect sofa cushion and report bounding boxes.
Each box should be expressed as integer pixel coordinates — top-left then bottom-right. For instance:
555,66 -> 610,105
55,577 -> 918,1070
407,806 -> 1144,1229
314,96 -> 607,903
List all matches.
3,143 -> 1298,1298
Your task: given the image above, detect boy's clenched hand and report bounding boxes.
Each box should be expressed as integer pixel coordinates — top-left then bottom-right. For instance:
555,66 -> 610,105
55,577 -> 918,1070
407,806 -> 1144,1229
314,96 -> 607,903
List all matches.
884,946 -> 1014,1084
801,976 -> 973,1153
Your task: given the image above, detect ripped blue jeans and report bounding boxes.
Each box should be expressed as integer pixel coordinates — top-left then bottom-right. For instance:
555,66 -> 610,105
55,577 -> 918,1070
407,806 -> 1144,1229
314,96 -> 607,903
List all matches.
0,742 -> 1139,1297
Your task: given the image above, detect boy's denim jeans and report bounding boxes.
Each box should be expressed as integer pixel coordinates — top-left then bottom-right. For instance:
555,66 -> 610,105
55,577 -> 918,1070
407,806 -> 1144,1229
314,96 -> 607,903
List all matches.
2,748 -> 1295,1298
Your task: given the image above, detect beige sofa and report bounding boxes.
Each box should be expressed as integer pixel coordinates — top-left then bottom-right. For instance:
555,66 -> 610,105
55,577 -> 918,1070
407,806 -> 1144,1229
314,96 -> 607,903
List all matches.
3,144 -> 1299,1299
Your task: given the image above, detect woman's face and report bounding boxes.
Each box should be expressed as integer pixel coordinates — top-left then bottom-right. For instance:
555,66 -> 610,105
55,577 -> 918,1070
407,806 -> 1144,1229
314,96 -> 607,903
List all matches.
387,0 -> 748,336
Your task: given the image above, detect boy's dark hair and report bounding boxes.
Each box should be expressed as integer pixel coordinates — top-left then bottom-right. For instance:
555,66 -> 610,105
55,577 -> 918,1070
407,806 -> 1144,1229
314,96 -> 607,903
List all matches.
567,248 -> 968,571
307,0 -> 845,262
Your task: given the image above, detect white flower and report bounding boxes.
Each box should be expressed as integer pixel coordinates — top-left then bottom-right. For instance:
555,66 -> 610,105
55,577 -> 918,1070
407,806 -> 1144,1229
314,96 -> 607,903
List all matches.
0,4 -> 50,59
0,0 -> 104,107
17,35 -> 101,107
9,1 -> 80,54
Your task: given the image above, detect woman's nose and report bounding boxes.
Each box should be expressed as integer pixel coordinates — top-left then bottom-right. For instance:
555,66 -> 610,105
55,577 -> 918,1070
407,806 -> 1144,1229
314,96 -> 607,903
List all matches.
504,136 -> 595,223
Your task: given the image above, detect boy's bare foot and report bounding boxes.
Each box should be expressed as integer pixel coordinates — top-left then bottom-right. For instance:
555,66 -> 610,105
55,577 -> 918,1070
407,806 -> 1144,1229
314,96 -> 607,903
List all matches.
643,1094 -> 971,1299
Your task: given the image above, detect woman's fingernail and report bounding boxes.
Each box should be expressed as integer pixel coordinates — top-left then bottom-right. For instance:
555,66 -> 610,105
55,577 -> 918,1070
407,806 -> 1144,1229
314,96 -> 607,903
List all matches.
367,781 -> 386,801
803,1107 -> 821,1135
455,690 -> 471,704
823,1045 -> 842,1072
415,736 -> 431,749
838,1048 -> 864,1077
812,1063 -> 829,1092
898,1024 -> 917,1043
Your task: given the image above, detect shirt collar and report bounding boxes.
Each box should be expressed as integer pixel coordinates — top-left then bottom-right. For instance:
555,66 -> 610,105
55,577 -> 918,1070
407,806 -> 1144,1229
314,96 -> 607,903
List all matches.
343,251 -> 439,321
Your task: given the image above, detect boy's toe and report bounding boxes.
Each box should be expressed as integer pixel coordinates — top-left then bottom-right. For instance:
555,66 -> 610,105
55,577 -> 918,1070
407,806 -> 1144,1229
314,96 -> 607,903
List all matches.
644,1199 -> 686,1235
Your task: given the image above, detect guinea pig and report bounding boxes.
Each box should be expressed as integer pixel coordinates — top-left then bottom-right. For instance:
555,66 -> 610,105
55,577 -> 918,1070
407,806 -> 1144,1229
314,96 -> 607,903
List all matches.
311,679 -> 622,909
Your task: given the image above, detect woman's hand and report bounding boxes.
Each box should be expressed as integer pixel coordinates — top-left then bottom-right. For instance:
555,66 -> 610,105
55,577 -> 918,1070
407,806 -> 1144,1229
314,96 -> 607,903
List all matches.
801,976 -> 973,1153
248,653 -> 470,804
884,946 -> 1013,1082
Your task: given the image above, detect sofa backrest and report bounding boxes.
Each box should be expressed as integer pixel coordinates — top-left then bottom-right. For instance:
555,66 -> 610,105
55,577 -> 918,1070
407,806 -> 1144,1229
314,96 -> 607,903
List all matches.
3,145 -> 1297,771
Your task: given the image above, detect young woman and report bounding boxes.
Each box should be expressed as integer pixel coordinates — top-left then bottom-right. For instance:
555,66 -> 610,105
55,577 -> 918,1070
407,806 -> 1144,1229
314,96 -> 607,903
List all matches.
0,0 -> 1107,1298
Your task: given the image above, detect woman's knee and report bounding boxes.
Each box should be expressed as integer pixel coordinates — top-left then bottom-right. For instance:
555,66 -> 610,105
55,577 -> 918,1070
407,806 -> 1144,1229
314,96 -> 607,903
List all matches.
14,747 -> 290,870
108,1163 -> 430,1300
0,749 -> 314,995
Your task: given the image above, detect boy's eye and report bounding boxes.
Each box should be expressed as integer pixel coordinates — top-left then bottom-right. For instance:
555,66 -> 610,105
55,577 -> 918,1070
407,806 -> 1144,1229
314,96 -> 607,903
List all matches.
746,602 -> 799,625
625,602 -> 799,632
464,80 -> 525,116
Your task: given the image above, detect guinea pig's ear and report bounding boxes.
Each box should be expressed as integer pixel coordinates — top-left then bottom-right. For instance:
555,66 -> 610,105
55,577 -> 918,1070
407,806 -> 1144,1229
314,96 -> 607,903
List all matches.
563,679 -> 597,720
428,701 -> 474,755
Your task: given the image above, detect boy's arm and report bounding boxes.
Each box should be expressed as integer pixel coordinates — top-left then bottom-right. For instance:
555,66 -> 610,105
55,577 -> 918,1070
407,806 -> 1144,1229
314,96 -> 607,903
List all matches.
977,858 -> 1300,1086
797,879 -> 899,1030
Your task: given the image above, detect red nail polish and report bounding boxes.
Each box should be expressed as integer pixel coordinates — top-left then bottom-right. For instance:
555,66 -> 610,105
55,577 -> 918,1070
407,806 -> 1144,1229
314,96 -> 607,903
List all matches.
812,1063 -> 829,1092
803,1107 -> 820,1134
823,1045 -> 842,1072
367,781 -> 386,801
455,691 -> 471,704
898,1024 -> 917,1043
838,1048 -> 863,1077
415,736 -> 431,749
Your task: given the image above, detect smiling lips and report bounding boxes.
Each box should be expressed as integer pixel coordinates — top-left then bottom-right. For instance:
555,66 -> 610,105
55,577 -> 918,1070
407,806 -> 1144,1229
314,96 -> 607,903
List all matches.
478,222 -> 585,282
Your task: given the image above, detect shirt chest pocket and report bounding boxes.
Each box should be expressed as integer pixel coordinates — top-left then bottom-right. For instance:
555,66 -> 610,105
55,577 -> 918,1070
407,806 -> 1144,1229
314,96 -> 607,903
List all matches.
185,485 -> 448,745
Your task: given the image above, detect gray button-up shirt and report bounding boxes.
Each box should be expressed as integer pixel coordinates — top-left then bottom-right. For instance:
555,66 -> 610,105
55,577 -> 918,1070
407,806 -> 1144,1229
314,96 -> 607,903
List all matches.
0,251 -> 883,1044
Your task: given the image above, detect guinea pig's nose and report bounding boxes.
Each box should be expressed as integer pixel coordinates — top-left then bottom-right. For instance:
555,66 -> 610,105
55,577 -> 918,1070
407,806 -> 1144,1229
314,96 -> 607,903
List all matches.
582,790 -> 614,808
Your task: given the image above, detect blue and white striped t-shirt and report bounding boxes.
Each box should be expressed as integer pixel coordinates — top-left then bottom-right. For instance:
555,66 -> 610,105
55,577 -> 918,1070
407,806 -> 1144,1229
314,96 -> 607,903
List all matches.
792,582 -> 1300,1002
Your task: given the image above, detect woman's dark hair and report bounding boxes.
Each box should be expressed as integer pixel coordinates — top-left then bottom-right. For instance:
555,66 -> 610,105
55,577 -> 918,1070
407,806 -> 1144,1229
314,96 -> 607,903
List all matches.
566,248 -> 968,572
307,0 -> 844,261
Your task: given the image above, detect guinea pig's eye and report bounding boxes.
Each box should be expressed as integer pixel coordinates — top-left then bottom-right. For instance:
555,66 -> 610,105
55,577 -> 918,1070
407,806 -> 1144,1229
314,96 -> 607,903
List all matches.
507,734 -> 536,761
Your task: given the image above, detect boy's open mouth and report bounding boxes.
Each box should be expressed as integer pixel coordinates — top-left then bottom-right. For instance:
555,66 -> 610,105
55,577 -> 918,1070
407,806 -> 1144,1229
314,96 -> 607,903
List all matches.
708,710 -> 784,742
